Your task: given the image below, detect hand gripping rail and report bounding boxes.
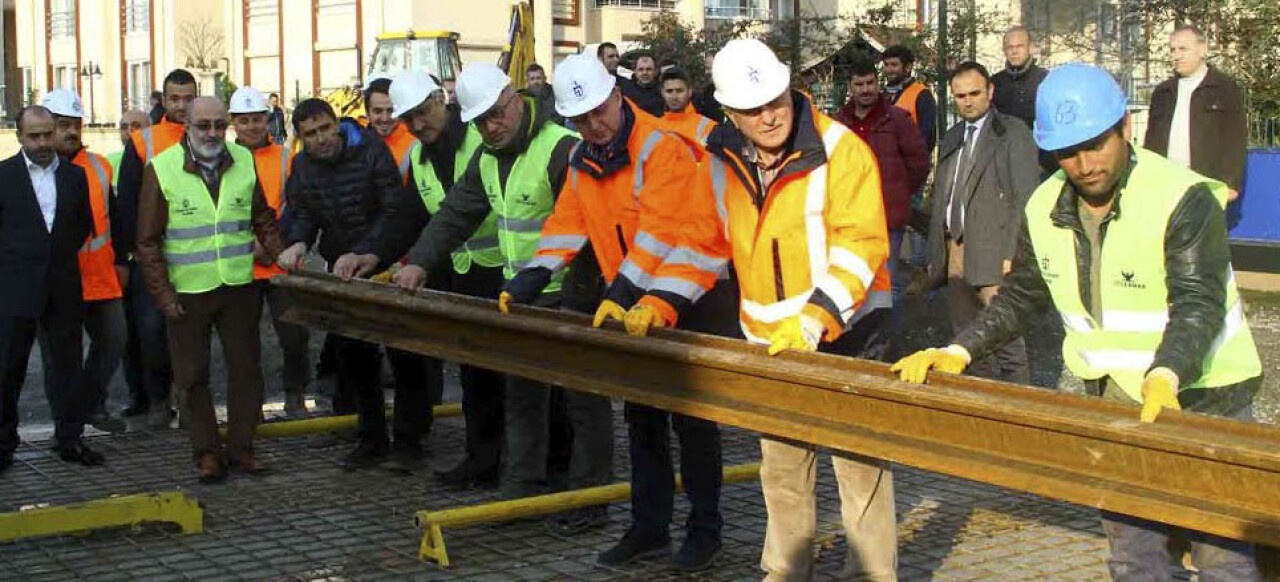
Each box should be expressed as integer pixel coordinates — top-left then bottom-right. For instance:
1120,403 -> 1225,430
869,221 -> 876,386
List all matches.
273,271 -> 1280,547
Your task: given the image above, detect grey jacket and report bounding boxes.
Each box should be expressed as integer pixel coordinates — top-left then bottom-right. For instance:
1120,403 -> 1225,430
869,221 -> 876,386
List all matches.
927,111 -> 1042,288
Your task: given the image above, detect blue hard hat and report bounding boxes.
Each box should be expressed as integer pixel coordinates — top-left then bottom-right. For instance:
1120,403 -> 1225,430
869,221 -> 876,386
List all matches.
1033,63 -> 1128,151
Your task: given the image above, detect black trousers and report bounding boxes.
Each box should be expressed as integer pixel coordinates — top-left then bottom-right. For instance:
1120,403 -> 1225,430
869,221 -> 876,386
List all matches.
333,335 -> 435,450
450,264 -> 507,472
0,298 -> 86,452
627,277 -> 740,539
122,260 -> 172,407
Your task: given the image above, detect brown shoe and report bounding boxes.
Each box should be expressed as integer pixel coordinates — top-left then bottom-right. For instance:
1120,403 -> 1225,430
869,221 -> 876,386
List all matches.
197,452 -> 226,484
231,451 -> 263,475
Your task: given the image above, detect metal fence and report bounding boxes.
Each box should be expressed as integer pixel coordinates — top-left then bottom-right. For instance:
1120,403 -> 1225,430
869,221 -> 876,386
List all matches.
594,0 -> 675,8
1251,116 -> 1280,148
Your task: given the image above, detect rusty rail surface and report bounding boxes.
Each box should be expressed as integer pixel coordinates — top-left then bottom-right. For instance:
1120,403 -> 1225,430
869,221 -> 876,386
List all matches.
274,271 -> 1280,545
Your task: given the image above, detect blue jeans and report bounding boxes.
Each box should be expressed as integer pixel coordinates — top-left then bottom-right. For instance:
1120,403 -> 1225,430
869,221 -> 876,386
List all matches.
887,228 -> 907,333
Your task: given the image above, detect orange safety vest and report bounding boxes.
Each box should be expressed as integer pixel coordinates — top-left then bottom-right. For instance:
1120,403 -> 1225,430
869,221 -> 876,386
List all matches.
74,150 -> 122,301
662,104 -> 716,144
890,80 -> 928,126
252,143 -> 293,280
524,103 -> 724,325
384,122 -> 420,184
129,118 -> 185,162
698,98 -> 893,343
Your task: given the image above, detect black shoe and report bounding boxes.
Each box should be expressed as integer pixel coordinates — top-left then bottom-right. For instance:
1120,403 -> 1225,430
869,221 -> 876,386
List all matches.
0,450 -> 13,473
121,402 -> 150,417
53,440 -> 105,466
339,441 -> 388,471
671,531 -> 722,572
89,413 -> 128,434
435,457 -> 499,488
383,444 -> 425,474
596,527 -> 671,566
546,505 -> 609,536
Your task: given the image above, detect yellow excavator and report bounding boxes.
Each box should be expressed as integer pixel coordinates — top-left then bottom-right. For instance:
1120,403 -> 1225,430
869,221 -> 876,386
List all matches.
322,1 -> 533,120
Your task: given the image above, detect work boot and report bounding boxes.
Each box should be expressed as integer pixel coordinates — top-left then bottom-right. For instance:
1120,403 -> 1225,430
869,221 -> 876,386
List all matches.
196,452 -> 226,484
383,443 -> 425,474
546,505 -> 609,536
89,413 -> 128,434
435,457 -> 499,489
671,530 -> 722,572
596,527 -> 671,566
284,392 -> 309,418
339,441 -> 388,471
229,451 -> 263,475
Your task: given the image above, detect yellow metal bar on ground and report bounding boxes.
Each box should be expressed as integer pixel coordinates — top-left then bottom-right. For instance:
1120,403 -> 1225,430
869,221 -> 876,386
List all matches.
217,403 -> 463,439
0,492 -> 203,542
414,463 -> 760,566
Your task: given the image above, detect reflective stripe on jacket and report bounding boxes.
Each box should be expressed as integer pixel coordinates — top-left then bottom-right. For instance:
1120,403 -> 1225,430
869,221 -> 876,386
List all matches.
252,143 -> 292,280
1026,147 -> 1261,401
154,143 -> 258,293
385,122 -> 420,184
661,104 -> 715,144
526,103 -> 722,324
697,93 -> 892,344
130,120 -> 184,163
75,150 -> 122,301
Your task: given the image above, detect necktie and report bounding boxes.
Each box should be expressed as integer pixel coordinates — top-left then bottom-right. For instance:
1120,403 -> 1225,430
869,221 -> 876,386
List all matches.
949,124 -> 978,239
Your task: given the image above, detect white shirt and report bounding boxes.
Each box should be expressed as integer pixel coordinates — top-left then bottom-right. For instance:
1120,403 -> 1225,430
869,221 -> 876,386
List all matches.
946,111 -> 990,233
23,151 -> 59,232
1167,65 -> 1208,168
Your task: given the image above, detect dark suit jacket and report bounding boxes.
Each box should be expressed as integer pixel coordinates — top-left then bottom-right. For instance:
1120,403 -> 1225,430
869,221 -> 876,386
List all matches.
927,111 -> 1042,288
0,152 -> 92,318
1143,65 -> 1248,192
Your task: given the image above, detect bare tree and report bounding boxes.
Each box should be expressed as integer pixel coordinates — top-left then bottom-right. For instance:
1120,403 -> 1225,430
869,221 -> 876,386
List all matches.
179,18 -> 225,71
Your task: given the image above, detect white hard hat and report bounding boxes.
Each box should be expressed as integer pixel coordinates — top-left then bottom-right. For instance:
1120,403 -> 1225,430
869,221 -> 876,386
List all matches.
42,89 -> 84,118
552,54 -> 616,118
228,86 -> 269,114
456,63 -> 511,123
390,71 -> 441,118
713,39 -> 791,110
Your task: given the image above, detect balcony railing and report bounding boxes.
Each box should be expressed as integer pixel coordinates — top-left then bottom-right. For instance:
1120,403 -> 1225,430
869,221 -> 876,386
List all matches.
595,0 -> 675,9
705,3 -> 772,20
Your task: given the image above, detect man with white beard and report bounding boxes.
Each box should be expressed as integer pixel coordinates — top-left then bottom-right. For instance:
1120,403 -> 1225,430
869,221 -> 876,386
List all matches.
135,96 -> 286,483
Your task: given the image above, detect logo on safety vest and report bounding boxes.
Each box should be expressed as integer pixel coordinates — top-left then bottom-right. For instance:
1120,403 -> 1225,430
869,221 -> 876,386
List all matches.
1038,253 -> 1058,281
518,192 -> 535,206
175,198 -> 198,217
232,195 -> 247,208
1116,270 -> 1145,289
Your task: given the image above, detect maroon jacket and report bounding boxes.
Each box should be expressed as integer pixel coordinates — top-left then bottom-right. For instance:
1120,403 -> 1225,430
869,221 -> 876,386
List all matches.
835,97 -> 930,229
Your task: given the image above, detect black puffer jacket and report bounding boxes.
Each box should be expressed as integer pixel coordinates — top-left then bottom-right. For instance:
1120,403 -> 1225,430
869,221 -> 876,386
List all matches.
284,119 -> 407,265
953,149 -> 1257,409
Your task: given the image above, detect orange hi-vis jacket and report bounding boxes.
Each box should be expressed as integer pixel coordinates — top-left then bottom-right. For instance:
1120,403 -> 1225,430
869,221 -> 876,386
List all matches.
521,102 -> 725,325
891,80 -> 927,126
385,122 -> 420,184
662,104 -> 716,143
252,143 -> 293,280
74,149 -> 122,301
663,92 -> 892,344
129,118 -> 185,163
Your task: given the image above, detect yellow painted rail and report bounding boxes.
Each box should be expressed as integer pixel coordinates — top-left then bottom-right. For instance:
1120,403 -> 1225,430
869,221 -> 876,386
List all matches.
0,492 -> 203,542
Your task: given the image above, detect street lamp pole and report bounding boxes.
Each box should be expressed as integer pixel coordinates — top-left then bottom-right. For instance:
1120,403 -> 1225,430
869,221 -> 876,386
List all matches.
79,62 -> 102,125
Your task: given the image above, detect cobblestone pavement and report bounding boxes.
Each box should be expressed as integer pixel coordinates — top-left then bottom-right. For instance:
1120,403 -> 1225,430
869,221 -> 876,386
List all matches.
2,401 -> 1120,582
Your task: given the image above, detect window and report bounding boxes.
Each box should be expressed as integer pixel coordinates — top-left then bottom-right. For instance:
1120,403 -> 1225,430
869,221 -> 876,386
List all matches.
54,66 -> 77,90
50,0 -> 75,38
553,0 -> 579,24
705,0 -> 772,20
126,0 -> 149,33
594,0 -> 675,9
129,61 -> 152,111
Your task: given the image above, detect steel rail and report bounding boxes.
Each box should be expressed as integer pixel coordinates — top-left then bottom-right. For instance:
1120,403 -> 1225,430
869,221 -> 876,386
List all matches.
273,271 -> 1280,546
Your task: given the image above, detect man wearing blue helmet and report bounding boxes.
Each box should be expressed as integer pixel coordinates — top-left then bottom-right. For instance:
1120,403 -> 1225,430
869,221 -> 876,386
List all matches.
892,62 -> 1262,580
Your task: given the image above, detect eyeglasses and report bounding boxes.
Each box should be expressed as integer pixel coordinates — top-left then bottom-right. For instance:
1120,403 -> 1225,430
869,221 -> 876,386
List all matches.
476,92 -> 518,125
191,120 -> 229,132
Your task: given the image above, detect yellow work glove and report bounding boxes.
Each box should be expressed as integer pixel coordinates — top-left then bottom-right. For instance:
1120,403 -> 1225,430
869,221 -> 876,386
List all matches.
592,300 -> 627,328
498,291 -> 514,314
890,347 -> 969,384
369,265 -> 397,283
623,305 -> 668,337
766,316 -> 823,356
1139,370 -> 1181,423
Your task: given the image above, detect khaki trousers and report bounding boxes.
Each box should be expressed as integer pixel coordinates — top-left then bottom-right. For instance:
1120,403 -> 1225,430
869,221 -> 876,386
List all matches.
759,437 -> 897,581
